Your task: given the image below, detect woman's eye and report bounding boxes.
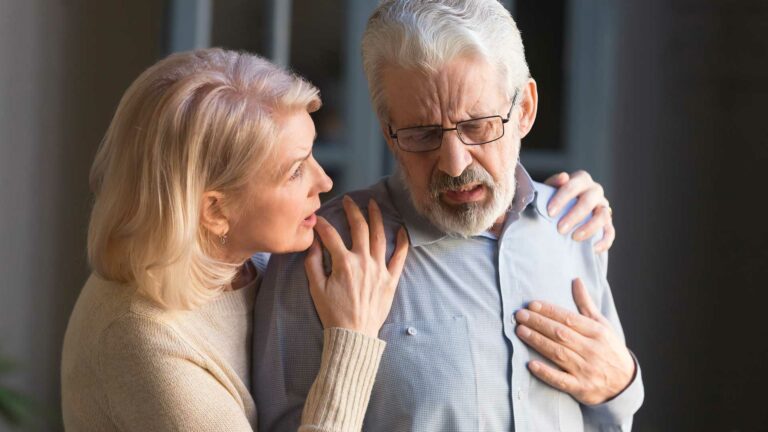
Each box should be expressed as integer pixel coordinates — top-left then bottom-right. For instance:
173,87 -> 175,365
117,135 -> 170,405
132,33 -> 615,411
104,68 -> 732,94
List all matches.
289,163 -> 304,181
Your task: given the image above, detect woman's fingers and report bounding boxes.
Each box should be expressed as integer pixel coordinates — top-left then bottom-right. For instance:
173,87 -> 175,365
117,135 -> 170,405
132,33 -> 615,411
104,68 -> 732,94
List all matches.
304,237 -> 327,290
313,216 -> 348,264
386,227 -> 410,280
570,204 -> 611,242
593,222 -> 615,253
544,171 -> 569,188
343,195 -> 370,254
368,199 -> 386,263
547,170 -> 592,217
557,187 -> 605,234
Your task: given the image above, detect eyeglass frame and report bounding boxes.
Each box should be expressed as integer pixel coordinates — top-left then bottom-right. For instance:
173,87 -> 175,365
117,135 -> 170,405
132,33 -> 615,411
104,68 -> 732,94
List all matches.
387,89 -> 520,153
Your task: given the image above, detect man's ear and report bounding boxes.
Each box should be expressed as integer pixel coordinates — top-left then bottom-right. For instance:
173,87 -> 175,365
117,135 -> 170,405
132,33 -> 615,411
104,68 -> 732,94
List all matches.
200,191 -> 230,237
380,122 -> 397,153
517,78 -> 539,139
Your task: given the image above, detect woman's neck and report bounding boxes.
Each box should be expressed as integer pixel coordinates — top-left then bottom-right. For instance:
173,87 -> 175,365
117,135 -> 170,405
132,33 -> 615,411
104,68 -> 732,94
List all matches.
226,259 -> 257,291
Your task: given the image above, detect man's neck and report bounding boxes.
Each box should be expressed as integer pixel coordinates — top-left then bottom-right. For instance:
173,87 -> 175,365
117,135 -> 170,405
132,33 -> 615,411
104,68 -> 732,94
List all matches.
488,212 -> 509,237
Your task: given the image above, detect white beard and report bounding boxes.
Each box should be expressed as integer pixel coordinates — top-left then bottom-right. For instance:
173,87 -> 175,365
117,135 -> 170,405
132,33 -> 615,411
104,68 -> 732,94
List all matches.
400,163 -> 517,237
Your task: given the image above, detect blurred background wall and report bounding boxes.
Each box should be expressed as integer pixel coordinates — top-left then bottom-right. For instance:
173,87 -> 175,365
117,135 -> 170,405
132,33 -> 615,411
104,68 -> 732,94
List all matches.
0,0 -> 765,430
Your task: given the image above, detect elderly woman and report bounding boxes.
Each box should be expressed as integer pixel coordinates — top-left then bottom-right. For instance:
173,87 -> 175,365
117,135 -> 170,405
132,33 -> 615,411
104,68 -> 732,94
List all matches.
61,48 -> 615,431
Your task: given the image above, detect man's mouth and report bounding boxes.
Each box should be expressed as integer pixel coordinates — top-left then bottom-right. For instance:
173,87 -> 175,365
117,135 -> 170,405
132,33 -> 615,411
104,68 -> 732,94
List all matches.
441,183 -> 486,204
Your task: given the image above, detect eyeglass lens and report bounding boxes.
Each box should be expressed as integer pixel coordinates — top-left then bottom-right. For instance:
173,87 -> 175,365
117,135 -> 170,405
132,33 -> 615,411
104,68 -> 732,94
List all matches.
398,117 -> 504,151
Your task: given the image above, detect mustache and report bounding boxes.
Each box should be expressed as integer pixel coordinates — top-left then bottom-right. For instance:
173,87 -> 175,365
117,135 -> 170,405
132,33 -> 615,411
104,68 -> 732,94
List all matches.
429,165 -> 495,194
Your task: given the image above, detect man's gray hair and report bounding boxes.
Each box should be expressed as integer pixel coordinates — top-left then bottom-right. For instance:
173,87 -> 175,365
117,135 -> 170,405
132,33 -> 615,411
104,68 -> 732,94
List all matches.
361,0 -> 530,122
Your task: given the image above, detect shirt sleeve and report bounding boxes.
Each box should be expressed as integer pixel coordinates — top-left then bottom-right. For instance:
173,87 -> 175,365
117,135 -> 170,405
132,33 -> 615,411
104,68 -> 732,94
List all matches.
98,314 -> 254,432
581,251 -> 645,431
299,328 -> 386,432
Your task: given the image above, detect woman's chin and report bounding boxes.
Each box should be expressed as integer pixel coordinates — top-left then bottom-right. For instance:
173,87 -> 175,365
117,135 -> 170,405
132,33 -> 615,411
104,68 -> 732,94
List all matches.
292,231 -> 316,253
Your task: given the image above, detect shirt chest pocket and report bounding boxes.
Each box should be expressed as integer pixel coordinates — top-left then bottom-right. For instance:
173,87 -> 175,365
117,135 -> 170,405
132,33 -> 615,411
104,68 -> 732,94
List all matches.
363,316 -> 479,432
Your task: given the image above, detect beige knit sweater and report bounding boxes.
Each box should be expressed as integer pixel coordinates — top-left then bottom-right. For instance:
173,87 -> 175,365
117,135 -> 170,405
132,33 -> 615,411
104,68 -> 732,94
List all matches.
61,274 -> 385,431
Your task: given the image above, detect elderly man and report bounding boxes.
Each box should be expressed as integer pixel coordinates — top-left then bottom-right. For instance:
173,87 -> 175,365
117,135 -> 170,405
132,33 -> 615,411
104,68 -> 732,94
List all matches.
253,0 -> 643,431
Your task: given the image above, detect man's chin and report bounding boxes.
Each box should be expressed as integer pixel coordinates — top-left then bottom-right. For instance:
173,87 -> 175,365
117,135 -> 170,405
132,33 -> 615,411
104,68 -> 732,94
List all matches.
425,202 -> 502,237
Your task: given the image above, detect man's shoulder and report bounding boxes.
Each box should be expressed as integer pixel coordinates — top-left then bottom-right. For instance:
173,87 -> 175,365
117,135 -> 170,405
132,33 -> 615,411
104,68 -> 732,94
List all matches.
317,176 -> 402,228
524,180 -> 605,253
530,180 -> 588,230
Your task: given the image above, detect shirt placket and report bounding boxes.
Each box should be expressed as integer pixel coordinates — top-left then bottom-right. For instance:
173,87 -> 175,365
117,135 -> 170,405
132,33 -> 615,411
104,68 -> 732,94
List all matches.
498,221 -> 530,432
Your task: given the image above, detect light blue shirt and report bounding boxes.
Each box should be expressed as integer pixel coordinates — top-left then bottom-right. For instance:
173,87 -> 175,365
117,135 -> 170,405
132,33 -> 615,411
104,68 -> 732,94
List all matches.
253,164 -> 643,432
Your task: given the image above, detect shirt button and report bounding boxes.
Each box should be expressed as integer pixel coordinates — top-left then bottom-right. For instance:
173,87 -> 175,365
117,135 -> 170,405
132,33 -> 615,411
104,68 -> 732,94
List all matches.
406,326 -> 418,336
517,389 -> 523,400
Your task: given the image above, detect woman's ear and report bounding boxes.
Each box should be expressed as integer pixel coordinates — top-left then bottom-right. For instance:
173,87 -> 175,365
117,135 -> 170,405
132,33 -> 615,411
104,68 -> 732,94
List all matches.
200,191 -> 230,237
517,78 -> 539,139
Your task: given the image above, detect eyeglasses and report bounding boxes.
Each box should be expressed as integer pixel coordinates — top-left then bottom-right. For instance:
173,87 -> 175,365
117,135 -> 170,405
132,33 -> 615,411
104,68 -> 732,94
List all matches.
388,90 -> 519,153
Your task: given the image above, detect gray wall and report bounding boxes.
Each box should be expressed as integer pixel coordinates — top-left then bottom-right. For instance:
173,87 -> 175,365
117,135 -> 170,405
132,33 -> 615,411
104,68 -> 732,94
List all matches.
0,0 -> 767,431
609,0 -> 768,430
0,1 -> 163,430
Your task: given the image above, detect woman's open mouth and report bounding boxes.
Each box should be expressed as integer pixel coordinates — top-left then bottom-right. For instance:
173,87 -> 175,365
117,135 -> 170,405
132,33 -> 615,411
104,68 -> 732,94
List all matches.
302,213 -> 317,227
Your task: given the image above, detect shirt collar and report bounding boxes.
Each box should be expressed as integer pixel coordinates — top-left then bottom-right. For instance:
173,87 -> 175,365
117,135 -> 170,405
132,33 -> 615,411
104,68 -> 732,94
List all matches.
386,162 -> 550,247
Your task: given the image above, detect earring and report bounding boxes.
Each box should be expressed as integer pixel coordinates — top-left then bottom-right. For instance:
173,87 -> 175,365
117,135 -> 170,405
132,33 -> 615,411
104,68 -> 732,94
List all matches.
219,233 -> 228,245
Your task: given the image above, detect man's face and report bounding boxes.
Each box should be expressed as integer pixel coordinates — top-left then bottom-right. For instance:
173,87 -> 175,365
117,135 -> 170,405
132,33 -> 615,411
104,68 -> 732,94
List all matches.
381,55 -> 528,236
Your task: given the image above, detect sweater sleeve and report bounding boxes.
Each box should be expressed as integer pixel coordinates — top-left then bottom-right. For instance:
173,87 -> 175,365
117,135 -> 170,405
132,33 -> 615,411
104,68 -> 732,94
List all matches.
97,313 -> 254,432
299,328 -> 386,432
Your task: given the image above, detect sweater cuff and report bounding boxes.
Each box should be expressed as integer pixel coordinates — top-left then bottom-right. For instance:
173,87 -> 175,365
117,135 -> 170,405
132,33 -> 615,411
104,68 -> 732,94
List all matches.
300,328 -> 386,432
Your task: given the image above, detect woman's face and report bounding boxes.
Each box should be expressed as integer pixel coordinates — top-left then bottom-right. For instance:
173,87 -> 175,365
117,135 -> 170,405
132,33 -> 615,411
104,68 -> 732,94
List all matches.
225,110 -> 332,259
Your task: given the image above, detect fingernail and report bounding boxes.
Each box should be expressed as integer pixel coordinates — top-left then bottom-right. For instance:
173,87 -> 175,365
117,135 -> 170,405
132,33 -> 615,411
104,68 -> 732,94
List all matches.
529,301 -> 542,312
516,310 -> 530,321
573,230 -> 585,240
548,206 -> 559,217
529,361 -> 540,371
343,195 -> 351,204
559,222 -> 570,233
518,326 -> 531,337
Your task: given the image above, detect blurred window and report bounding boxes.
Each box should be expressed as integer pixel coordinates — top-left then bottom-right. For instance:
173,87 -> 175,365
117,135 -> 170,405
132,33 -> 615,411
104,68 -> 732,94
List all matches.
168,0 -> 617,190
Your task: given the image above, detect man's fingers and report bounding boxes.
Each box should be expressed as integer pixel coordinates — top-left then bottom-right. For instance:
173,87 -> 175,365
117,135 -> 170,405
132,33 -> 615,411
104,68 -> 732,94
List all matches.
557,188 -> 605,234
547,170 -> 591,217
528,360 -> 580,395
368,199 -> 386,263
314,216 -> 348,263
593,222 -> 615,253
515,309 -> 590,354
516,324 -> 584,370
304,237 -> 327,289
387,227 -> 410,280
527,300 -> 603,338
343,195 -> 370,253
572,278 -> 605,323
571,204 -> 611,242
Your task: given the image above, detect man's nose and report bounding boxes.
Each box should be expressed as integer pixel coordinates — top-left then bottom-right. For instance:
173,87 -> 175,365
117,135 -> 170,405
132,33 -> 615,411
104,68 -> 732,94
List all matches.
436,131 -> 473,178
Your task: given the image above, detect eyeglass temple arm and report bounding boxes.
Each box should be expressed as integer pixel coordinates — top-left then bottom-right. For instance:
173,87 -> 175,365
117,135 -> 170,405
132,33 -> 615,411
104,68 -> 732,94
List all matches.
502,88 -> 521,122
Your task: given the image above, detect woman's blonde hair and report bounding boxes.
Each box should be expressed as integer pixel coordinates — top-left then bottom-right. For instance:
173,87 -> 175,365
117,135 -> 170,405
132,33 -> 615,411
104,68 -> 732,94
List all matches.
88,48 -> 320,309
